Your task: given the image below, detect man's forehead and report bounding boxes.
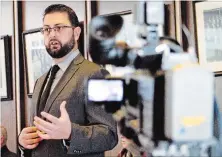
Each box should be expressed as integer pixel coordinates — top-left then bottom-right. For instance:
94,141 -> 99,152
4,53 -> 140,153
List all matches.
43,12 -> 71,26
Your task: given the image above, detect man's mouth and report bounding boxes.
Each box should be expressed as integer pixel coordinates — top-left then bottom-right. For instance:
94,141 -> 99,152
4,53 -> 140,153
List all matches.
49,40 -> 61,50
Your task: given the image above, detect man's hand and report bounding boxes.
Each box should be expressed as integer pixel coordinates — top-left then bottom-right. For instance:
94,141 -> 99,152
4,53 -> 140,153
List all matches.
34,101 -> 72,140
18,126 -> 42,149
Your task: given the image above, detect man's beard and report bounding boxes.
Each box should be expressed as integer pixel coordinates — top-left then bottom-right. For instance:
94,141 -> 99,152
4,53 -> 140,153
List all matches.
46,35 -> 75,59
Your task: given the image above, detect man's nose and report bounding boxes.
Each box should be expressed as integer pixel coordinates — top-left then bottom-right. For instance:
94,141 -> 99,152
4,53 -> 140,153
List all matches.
49,28 -> 56,37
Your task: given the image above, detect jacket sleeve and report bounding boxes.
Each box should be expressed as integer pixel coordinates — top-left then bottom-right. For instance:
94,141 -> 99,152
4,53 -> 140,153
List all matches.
67,68 -> 118,155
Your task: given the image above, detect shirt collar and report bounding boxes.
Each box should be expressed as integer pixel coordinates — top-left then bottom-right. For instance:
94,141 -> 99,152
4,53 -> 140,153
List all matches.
52,49 -> 80,72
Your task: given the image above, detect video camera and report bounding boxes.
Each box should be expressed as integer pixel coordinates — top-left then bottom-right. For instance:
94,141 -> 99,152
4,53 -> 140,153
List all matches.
85,1 -> 219,156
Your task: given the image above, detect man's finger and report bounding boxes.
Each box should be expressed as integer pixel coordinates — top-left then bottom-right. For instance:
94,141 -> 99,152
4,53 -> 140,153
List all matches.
24,132 -> 39,140
60,101 -> 69,119
40,112 -> 58,124
23,126 -> 38,133
34,121 -> 51,134
37,130 -> 50,140
26,138 -> 42,145
34,116 -> 55,130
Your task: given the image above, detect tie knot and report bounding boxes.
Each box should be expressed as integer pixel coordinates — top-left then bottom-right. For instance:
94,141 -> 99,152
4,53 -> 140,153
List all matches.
51,65 -> 60,76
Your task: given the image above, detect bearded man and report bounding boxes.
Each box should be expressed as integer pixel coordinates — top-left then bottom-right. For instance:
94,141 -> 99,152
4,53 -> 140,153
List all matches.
18,4 -> 117,157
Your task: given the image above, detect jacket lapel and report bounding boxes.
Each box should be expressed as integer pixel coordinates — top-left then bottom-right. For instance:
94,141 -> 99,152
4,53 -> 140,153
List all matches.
43,54 -> 84,113
31,71 -> 49,122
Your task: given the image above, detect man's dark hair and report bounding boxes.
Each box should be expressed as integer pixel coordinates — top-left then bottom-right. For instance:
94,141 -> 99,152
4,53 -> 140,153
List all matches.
43,4 -> 79,26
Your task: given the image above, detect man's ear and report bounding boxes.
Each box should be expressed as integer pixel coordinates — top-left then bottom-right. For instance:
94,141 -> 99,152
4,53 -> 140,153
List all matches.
74,26 -> 81,41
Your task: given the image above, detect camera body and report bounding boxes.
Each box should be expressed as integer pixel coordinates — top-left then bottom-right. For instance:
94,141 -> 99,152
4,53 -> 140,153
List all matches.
86,62 -> 214,140
85,1 -> 219,156
86,58 -> 215,157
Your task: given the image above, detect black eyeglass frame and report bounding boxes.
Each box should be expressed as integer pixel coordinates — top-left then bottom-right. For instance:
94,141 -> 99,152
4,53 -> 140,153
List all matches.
40,25 -> 75,35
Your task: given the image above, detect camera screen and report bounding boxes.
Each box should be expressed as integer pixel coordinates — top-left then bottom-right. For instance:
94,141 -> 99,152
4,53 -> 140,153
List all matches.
88,79 -> 124,102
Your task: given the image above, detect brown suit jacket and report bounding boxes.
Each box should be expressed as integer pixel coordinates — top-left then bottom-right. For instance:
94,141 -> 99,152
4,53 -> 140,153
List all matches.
30,54 -> 118,157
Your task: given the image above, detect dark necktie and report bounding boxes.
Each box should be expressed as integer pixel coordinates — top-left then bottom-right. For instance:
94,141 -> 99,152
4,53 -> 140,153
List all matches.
37,65 -> 60,117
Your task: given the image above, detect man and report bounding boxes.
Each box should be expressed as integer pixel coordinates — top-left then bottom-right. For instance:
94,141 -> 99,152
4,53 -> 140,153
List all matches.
18,4 -> 118,157
1,126 -> 17,157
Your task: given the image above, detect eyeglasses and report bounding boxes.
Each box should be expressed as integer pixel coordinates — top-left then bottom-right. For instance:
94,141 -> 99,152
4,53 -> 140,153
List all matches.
40,25 -> 75,35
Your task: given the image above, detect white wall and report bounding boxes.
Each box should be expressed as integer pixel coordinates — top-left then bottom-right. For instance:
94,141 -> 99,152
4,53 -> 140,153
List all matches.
0,1 -> 13,36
